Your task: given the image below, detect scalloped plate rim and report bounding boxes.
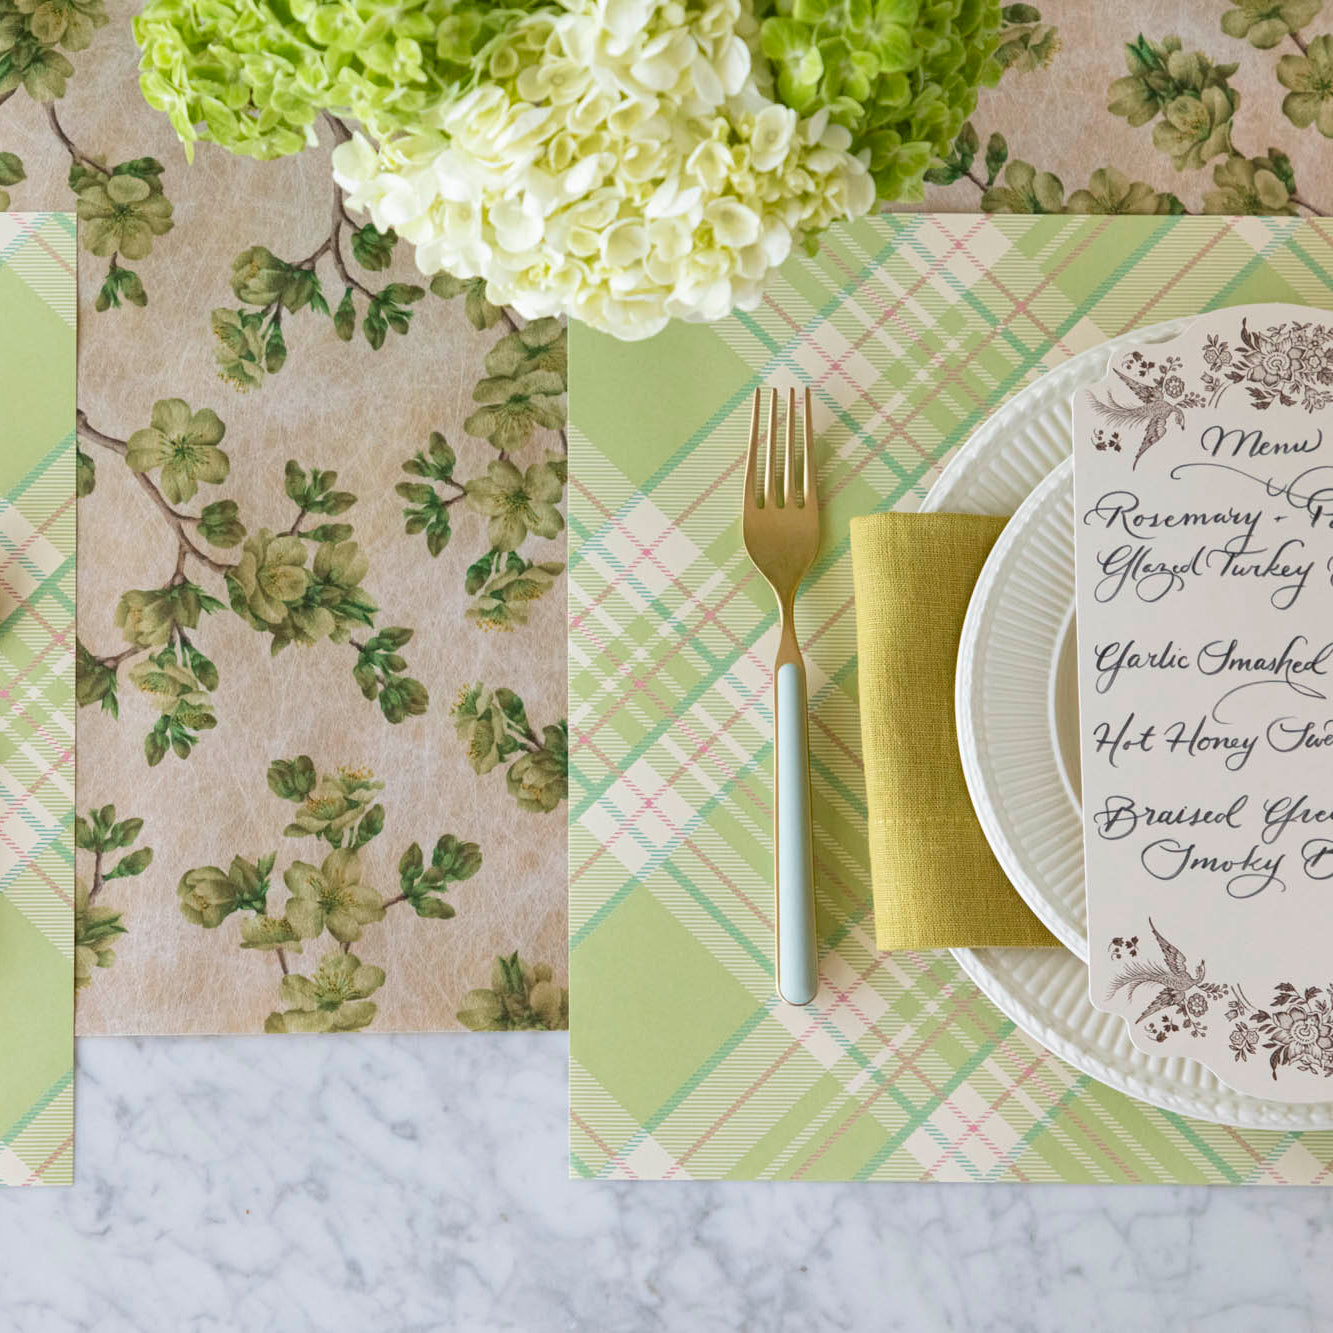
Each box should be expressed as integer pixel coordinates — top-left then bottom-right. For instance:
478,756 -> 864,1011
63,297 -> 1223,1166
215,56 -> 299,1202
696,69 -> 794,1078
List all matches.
955,457 -> 1084,956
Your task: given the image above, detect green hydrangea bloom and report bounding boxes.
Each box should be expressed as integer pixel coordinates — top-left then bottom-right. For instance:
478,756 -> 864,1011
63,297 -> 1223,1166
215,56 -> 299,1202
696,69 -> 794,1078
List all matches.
132,0 -> 551,160
756,0 -> 1004,203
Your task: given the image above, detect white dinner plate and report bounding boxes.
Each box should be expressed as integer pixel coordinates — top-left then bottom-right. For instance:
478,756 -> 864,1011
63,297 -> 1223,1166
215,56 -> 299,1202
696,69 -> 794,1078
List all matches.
955,458 -> 1084,957
921,320 -> 1333,1128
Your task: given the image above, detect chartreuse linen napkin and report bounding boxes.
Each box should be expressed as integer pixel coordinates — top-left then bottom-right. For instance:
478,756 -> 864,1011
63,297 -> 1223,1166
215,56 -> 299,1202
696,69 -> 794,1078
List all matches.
849,511 -> 1057,951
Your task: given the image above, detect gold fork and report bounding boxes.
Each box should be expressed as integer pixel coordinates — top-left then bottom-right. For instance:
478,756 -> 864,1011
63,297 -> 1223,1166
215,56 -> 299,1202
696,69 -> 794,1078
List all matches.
742,387 -> 819,1006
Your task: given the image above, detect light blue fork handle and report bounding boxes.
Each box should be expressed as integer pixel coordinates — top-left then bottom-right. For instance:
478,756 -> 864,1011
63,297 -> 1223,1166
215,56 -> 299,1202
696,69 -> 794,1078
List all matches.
775,662 -> 818,1005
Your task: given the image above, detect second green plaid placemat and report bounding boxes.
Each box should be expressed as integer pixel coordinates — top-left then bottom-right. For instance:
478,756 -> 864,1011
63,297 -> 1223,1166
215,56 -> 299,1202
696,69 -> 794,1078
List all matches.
0,212 -> 75,1187
570,214 -> 1333,1183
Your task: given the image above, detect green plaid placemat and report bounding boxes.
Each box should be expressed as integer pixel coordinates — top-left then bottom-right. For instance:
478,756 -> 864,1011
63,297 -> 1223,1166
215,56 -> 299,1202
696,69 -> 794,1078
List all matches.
569,214 -> 1333,1183
0,212 -> 75,1187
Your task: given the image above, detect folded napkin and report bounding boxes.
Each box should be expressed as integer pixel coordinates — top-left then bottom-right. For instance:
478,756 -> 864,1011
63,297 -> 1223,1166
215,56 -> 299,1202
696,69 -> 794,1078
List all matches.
850,512 -> 1058,950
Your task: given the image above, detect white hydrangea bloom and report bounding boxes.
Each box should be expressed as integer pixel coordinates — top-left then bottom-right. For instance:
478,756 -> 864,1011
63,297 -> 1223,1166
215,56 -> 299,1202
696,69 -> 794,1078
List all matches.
332,0 -> 877,340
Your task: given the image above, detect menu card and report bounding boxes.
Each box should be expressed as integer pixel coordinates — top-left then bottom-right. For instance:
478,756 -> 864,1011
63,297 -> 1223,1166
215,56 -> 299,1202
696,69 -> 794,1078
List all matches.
1073,304 -> 1333,1102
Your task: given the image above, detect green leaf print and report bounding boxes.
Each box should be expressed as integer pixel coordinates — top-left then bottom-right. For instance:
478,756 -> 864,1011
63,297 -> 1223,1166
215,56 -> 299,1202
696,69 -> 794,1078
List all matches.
73,804 -> 153,993
75,406 -> 430,766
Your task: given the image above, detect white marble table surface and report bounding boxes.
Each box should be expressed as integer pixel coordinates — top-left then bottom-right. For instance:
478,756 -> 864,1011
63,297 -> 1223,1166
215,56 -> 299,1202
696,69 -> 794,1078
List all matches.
5,1034 -> 1333,1331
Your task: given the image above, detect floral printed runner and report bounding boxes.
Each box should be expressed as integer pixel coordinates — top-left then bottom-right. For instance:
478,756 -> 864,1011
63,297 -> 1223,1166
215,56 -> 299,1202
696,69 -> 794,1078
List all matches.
1,1 -> 569,1033
919,1 -> 1333,220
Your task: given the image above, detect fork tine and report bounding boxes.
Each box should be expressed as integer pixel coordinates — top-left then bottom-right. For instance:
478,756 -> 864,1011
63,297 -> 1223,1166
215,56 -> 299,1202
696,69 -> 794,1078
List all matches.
744,387 -> 761,508
784,387 -> 795,509
803,386 -> 815,509
764,388 -> 778,509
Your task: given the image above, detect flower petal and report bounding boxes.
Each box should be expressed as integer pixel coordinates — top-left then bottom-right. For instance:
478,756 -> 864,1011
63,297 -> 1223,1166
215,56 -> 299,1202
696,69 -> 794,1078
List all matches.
284,899 -> 325,940
125,428 -> 168,473
283,860 -> 323,900
185,408 -> 226,447
150,398 -> 194,437
322,847 -> 361,890
159,459 -> 197,505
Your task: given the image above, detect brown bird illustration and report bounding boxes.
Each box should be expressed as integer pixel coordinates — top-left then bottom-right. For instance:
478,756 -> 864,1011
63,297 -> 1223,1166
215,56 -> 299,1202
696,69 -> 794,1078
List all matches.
1105,918 -> 1207,1024
1088,367 -> 1188,467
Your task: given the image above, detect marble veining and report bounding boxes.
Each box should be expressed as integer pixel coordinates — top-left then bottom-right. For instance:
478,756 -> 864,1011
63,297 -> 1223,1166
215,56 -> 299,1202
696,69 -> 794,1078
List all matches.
2,1035 -> 1332,1331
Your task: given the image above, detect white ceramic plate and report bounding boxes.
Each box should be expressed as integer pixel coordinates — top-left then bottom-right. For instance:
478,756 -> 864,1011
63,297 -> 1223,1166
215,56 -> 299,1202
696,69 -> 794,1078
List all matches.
921,321 -> 1333,1128
955,459 -> 1084,957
